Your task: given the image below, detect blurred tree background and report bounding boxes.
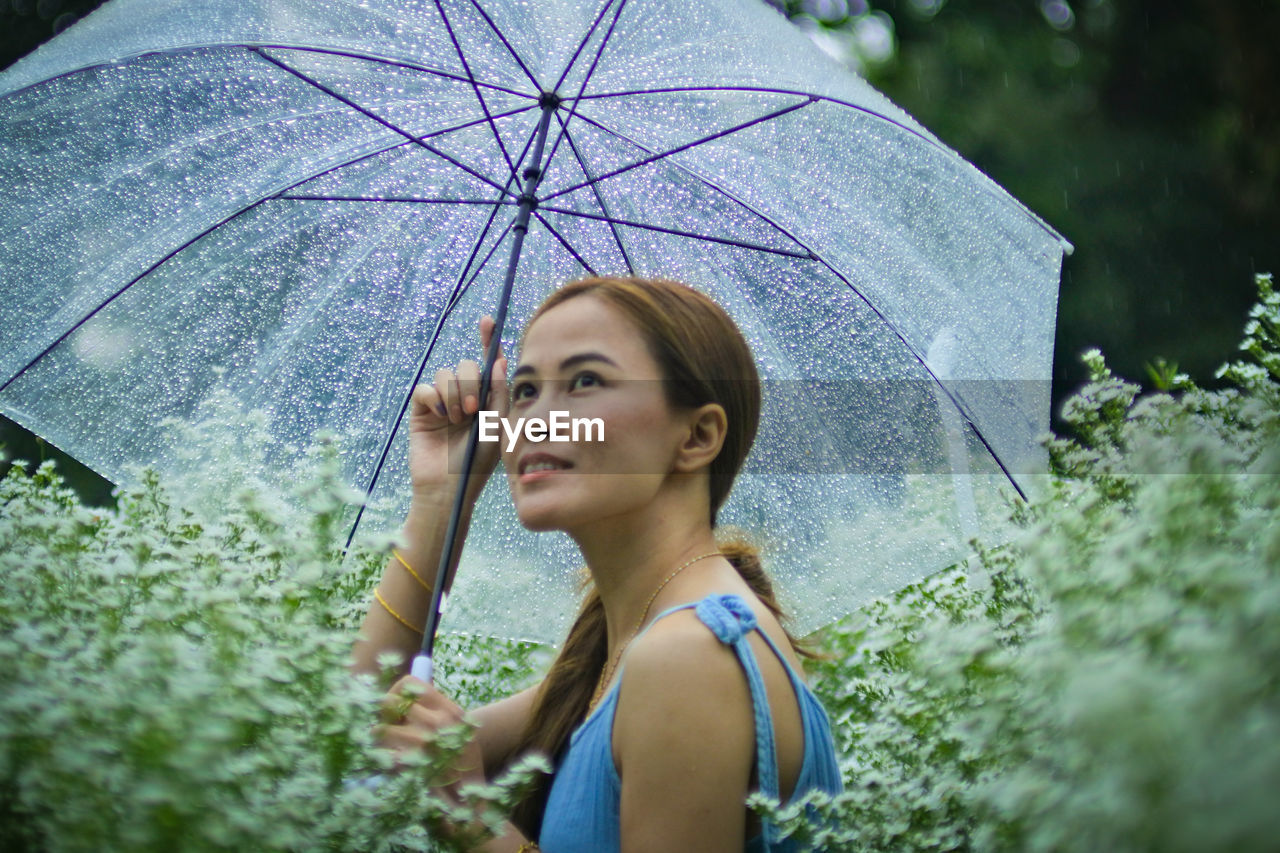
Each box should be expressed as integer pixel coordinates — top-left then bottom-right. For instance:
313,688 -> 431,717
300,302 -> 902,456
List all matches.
2,0 -> 1277,508
775,0 -> 1280,389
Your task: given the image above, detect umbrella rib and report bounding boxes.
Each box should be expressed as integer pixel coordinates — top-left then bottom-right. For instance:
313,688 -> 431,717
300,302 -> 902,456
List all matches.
255,44 -> 536,101
542,0 -> 630,173
346,216 -> 517,552
553,109 -> 810,255
449,115 -> 545,292
19,95 -> 517,240
0,202 -> 266,395
547,117 -> 1030,501
453,219 -> 517,309
418,102 -> 537,139
447,117 -> 544,293
282,101 -> 532,195
254,48 -> 517,200
541,96 -> 815,202
278,196 -> 517,204
565,84 -> 1069,247
533,211 -> 597,275
278,102 -> 535,200
347,117 -> 549,546
812,261 -> 1031,502
462,0 -> 542,92
553,111 -> 634,274
553,0 -> 623,93
141,105 -> 536,213
539,206 -> 813,259
2,117 -> 534,398
433,0 -> 522,190
0,43 -> 538,103
284,143 -> 406,193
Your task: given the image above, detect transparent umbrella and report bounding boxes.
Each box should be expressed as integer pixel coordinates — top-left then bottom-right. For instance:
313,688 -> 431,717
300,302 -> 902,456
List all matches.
0,0 -> 1070,651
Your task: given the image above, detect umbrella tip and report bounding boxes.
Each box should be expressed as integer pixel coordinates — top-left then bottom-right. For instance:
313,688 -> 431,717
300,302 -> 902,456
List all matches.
539,91 -> 562,110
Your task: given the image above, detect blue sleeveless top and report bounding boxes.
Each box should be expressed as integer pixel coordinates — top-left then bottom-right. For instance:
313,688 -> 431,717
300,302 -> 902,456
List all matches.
538,593 -> 843,852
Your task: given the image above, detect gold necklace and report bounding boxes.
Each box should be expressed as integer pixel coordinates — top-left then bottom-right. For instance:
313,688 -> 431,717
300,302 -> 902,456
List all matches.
587,551 -> 725,713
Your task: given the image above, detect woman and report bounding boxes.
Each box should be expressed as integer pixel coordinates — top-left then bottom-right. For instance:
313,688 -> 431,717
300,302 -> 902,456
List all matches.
351,276 -> 842,852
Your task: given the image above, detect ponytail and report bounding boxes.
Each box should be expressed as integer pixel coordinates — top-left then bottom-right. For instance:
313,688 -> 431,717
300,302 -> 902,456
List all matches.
711,529 -> 821,666
505,532 -> 813,839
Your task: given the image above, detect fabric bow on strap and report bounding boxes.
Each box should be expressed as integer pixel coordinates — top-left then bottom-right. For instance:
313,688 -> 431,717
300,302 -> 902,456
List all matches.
695,594 -> 760,644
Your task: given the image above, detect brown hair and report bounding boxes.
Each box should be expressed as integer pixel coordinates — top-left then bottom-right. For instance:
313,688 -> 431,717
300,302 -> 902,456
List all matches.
502,276 -> 811,837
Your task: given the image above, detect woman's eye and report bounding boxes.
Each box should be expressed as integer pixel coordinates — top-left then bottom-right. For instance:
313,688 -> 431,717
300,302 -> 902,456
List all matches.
512,373 -> 598,402
570,372 -> 601,391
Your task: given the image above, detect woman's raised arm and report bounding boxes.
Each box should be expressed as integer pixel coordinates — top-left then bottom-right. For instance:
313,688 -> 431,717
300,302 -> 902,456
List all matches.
349,497 -> 477,676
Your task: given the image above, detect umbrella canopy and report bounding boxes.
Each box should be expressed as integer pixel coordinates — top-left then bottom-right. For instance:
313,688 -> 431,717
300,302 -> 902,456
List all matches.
0,0 -> 1069,645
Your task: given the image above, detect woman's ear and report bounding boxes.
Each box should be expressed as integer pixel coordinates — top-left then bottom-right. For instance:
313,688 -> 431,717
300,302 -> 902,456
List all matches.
672,403 -> 728,473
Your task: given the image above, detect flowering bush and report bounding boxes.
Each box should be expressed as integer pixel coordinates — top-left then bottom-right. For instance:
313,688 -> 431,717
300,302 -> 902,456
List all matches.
3,275 -> 1277,851
758,273 -> 1280,851
0,429 -> 545,852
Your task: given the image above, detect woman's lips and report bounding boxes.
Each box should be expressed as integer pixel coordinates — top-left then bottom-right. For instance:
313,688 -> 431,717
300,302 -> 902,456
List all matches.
519,467 -> 566,484
517,451 -> 573,483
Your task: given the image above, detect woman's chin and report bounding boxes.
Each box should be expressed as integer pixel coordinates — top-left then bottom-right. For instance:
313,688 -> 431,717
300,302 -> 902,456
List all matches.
512,498 -> 572,533
516,513 -> 562,533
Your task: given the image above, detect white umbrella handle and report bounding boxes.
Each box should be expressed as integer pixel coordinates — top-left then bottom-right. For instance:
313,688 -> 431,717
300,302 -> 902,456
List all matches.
411,653 -> 434,683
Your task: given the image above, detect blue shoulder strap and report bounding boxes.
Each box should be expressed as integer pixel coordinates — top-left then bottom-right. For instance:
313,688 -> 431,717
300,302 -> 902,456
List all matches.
632,593 -> 783,846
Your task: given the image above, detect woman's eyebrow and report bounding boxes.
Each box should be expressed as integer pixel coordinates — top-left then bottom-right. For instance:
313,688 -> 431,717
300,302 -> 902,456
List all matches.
511,352 -> 619,379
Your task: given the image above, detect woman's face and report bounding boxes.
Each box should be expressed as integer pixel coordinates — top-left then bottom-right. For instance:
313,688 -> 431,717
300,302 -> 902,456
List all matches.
503,294 -> 689,533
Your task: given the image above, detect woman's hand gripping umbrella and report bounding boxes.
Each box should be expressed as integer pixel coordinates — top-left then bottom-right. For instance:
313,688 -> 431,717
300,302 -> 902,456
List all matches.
351,315 -> 508,680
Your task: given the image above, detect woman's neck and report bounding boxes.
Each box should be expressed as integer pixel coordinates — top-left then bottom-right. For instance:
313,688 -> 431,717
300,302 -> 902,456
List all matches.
570,491 -> 722,654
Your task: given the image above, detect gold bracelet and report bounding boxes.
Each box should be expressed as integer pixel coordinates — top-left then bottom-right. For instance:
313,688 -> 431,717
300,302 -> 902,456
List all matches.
392,548 -> 431,591
373,588 -> 424,636
516,842 -> 540,852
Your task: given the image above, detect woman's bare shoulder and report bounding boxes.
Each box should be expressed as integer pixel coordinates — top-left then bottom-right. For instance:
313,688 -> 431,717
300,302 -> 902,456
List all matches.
615,607 -> 753,724
611,606 -> 756,838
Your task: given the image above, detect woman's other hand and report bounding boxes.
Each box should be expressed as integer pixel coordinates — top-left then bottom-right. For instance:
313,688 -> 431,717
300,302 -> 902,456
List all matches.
376,677 -> 544,852
408,314 -> 509,507
378,674 -> 486,794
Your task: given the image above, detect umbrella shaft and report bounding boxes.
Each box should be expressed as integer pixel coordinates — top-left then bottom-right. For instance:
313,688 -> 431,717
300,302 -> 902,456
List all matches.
420,97 -> 560,663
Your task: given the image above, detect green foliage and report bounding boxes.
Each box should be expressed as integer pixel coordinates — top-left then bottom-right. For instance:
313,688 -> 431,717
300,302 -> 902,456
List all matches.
0,427 -> 544,852
752,273 -> 1280,851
